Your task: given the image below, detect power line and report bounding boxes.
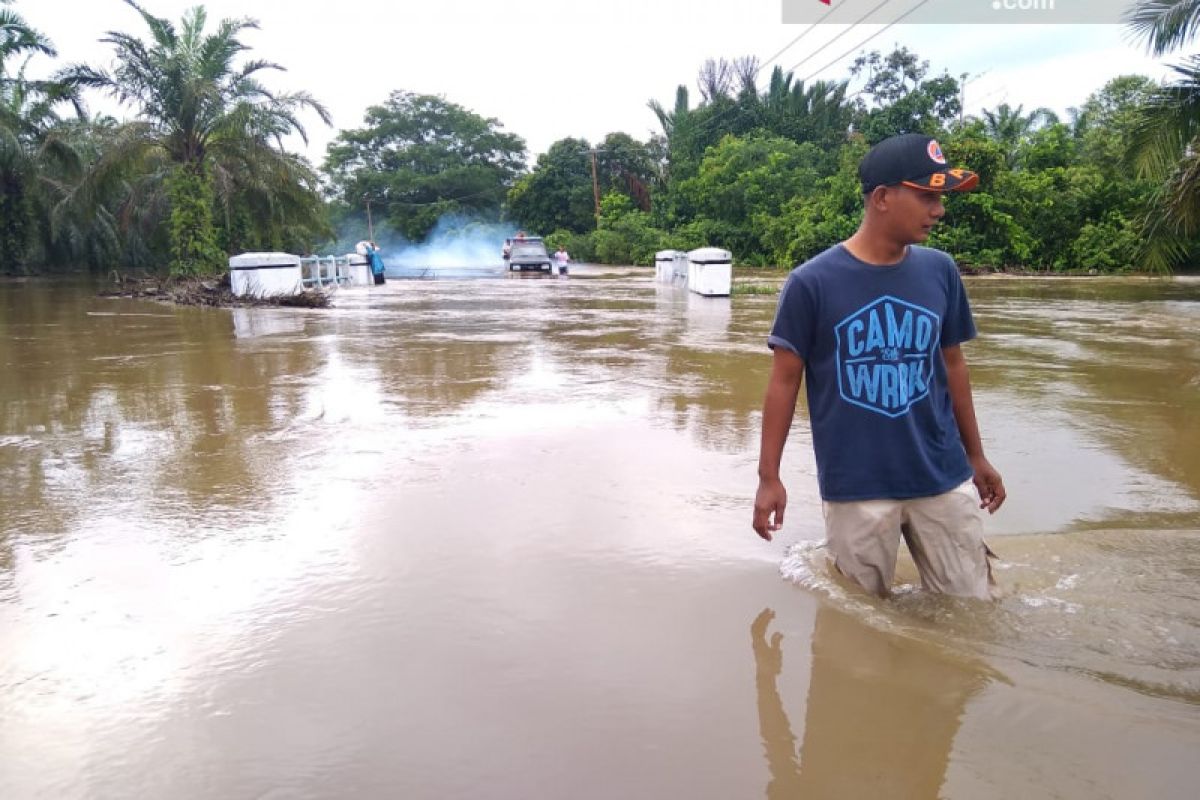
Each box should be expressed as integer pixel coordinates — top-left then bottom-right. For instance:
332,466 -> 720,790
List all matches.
755,1 -> 839,79
648,2 -> 845,145
674,0 -> 908,146
799,0 -> 935,84
967,86 -> 1011,119
784,0 -> 901,75
759,26 -> 820,74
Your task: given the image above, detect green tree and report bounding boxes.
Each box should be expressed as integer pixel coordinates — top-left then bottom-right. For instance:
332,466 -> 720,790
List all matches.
1072,75 -> 1157,165
648,63 -> 853,234
1018,122 -> 1076,171
0,71 -> 93,272
929,125 -> 1033,269
30,114 -> 135,270
651,60 -> 852,183
759,138 -> 868,266
673,132 -> 823,259
992,164 -> 1115,271
850,47 -> 961,141
758,67 -> 852,155
1125,0 -> 1200,270
0,0 -> 75,272
1126,0 -> 1200,55
61,0 -> 330,275
0,0 -> 52,66
505,136 -> 594,235
595,132 -> 656,211
980,103 -> 1059,167
647,83 -> 693,182
324,90 -> 525,242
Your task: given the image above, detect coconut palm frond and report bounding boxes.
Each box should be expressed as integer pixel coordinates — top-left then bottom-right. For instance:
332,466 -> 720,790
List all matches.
0,7 -> 56,67
1128,56 -> 1200,179
1125,0 -> 1200,57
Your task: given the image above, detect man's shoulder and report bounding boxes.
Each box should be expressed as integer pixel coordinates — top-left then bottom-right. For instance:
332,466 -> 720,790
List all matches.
908,244 -> 958,271
789,244 -> 850,281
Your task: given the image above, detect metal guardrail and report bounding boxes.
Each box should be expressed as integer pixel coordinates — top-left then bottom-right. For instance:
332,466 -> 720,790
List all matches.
299,255 -> 354,288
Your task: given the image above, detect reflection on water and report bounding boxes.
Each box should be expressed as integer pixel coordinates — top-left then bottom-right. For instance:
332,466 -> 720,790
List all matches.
753,606 -> 991,799
231,307 -> 306,339
751,609 -> 802,799
1,275 -> 1199,798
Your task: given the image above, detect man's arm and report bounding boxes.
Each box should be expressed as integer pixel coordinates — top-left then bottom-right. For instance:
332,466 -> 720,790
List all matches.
753,348 -> 805,540
943,344 -> 1005,513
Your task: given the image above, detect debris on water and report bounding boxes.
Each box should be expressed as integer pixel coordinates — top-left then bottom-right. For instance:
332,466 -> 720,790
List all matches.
100,273 -> 332,308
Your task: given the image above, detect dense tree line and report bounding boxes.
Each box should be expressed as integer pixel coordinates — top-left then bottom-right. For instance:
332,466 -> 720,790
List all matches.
2,0 -> 1199,276
2,0 -> 330,276
523,54 -> 1181,273
507,2 -> 1200,274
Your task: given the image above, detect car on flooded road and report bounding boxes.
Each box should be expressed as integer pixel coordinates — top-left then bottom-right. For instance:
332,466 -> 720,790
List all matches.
505,237 -> 553,273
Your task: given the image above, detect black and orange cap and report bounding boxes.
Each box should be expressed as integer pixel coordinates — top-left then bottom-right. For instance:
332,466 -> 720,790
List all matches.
859,133 -> 979,194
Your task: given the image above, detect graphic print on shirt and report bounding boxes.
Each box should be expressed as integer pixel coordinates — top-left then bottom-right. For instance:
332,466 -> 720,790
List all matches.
833,295 -> 940,418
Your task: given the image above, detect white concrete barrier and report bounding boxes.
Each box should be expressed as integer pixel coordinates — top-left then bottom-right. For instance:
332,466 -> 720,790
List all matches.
655,249 -> 678,282
686,247 -> 732,297
344,253 -> 373,286
229,252 -> 303,298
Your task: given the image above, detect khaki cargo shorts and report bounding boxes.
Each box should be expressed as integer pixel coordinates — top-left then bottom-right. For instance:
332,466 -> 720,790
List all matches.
822,479 -> 998,600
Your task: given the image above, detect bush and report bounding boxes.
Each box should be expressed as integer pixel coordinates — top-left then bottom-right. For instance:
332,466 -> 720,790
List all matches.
544,228 -> 596,263
586,192 -> 671,264
1069,213 -> 1140,272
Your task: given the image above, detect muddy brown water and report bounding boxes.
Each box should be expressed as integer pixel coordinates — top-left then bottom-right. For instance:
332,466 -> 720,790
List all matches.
1,270 -> 1198,799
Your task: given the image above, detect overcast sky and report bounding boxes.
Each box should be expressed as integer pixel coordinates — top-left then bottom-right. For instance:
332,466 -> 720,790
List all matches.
18,0 -> 1177,164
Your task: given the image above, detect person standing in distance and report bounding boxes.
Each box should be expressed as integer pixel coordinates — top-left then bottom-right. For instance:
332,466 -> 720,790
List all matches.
752,134 -> 1006,600
554,245 -> 571,276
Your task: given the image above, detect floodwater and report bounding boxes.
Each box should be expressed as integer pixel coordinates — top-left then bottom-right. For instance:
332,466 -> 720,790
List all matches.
1,270 -> 1198,799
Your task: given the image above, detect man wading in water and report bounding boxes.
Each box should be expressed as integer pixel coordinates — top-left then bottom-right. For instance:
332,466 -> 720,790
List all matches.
752,133 -> 1006,600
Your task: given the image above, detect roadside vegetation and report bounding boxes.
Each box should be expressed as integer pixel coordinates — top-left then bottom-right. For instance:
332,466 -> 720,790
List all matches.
2,0 -> 1198,277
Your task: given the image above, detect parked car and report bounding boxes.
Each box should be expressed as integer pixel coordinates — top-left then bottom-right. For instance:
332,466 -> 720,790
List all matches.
506,237 -> 553,272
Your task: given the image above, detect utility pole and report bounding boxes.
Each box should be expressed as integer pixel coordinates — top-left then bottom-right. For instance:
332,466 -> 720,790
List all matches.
959,72 -> 967,126
364,195 -> 374,241
958,71 -> 989,127
589,149 -> 601,225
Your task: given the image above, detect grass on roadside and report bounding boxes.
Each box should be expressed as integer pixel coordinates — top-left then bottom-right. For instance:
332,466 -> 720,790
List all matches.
731,283 -> 781,296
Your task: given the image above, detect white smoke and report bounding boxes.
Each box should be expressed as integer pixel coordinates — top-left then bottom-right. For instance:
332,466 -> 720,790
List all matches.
362,214 -> 518,268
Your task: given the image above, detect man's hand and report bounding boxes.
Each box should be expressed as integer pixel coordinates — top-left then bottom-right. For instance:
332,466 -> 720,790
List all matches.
971,455 -> 1006,513
753,477 -> 787,540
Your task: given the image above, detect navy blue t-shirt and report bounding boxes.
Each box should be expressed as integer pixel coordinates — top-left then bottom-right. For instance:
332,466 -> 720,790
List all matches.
768,244 -> 976,501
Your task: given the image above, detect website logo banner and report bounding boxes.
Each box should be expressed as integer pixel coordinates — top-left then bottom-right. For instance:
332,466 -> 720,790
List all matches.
782,0 -> 1132,25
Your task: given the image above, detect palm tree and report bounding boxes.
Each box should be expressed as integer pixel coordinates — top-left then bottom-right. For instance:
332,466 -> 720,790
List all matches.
980,103 -> 1059,166
0,0 -> 78,272
760,68 -> 851,150
648,85 -> 691,140
0,0 -> 53,70
1126,0 -> 1200,56
648,85 -> 693,187
60,0 -> 330,276
1125,1 -> 1200,271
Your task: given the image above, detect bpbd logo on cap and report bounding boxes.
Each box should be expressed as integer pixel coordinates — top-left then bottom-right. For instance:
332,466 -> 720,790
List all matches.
927,139 -> 946,165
